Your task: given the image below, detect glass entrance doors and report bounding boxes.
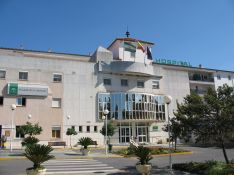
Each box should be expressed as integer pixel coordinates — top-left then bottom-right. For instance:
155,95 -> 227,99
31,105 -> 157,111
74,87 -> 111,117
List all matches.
119,127 -> 132,143
137,126 -> 148,143
119,125 -> 148,144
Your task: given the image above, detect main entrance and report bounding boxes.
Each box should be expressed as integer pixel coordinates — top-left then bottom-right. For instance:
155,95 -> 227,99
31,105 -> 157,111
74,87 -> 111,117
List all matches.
136,126 -> 148,143
118,124 -> 148,144
119,127 -> 132,143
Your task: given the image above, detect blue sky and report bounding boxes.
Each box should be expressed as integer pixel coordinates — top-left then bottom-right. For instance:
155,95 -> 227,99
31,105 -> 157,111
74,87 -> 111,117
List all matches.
0,0 -> 234,70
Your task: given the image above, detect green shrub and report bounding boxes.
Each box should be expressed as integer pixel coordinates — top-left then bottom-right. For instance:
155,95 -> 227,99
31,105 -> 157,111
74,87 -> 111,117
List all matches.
24,144 -> 54,170
22,136 -> 39,147
79,137 -> 93,149
134,146 -> 153,165
173,161 -> 234,175
114,147 -> 189,156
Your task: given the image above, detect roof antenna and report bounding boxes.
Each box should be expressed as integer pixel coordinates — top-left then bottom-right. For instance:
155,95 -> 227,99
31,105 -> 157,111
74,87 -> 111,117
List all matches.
125,26 -> 130,38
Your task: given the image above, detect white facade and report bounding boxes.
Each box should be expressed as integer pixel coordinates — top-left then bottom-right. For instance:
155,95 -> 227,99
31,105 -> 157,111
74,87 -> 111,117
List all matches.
214,71 -> 234,89
0,37 -> 233,148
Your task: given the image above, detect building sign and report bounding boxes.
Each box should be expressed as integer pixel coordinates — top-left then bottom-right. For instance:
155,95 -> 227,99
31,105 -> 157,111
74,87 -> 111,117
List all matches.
5,130 -> 10,137
152,125 -> 159,131
7,83 -> 48,96
155,59 -> 192,67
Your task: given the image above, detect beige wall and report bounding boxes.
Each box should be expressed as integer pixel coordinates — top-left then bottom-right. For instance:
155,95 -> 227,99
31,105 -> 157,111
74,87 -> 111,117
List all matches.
0,58 -> 63,144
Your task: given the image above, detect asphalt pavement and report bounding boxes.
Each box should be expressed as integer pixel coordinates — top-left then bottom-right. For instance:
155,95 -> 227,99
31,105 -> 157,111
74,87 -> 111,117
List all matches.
1,145 -> 234,175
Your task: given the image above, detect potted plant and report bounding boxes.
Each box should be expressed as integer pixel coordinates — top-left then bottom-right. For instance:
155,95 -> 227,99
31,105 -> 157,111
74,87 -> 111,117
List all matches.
79,137 -> 93,155
24,144 -> 54,175
134,146 -> 153,175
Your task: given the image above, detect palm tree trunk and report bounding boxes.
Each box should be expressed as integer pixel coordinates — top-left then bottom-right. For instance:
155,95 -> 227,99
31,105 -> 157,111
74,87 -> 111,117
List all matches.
221,141 -> 229,164
174,137 -> 177,150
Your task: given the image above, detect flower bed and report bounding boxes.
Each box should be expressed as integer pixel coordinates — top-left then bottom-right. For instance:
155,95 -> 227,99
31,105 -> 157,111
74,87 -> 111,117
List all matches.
114,146 -> 190,157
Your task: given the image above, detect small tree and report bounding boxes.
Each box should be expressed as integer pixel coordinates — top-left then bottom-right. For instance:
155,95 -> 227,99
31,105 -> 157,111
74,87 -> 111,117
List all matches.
17,122 -> 42,136
100,122 -> 115,144
175,84 -> 234,164
163,117 -> 182,150
66,127 -> 77,148
17,122 -> 42,147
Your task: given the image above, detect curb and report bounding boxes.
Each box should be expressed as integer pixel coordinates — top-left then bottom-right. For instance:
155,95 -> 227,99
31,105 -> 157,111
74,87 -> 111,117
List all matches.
0,157 -> 26,161
153,151 -> 193,157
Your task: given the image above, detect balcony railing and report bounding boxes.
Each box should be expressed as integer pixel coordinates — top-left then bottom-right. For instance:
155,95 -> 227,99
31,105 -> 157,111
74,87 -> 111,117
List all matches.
189,75 -> 214,82
190,89 -> 207,95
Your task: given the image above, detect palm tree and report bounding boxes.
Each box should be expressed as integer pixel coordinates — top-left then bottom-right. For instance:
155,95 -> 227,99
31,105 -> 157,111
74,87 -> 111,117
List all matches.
24,144 -> 54,170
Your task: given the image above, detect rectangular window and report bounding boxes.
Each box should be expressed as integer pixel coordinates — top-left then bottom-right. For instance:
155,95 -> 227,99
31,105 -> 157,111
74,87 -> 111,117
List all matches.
121,79 -> 128,87
103,78 -> 111,86
137,80 -> 144,88
19,71 -> 28,80
86,126 -> 90,133
52,126 -> 61,138
16,97 -> 26,106
94,126 -> 97,132
217,74 -> 221,80
71,126 -> 75,130
0,70 -> 6,79
15,126 -> 25,138
0,96 -> 3,105
130,52 -> 135,58
52,98 -> 61,108
79,126 -> 83,132
53,73 -> 62,82
152,81 -> 160,89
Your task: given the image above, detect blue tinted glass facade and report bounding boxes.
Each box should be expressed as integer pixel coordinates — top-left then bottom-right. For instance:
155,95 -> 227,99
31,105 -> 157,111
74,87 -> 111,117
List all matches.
98,93 -> 165,121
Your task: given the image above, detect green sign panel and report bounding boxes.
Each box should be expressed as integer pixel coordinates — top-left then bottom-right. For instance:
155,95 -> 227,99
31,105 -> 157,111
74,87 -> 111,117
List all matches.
152,125 -> 159,131
8,83 -> 18,95
155,59 -> 192,67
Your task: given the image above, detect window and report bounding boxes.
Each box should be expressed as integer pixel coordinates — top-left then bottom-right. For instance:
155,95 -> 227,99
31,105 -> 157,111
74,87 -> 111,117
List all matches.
15,126 -> 25,138
137,80 -> 144,88
103,78 -> 111,86
217,74 -> 221,80
0,96 -> 3,105
152,81 -> 160,89
16,97 -> 26,106
52,126 -> 61,138
94,126 -> 98,132
52,98 -> 61,108
86,126 -> 90,133
53,73 -> 62,82
228,75 -> 231,80
130,52 -> 135,58
19,71 -> 28,80
79,126 -> 83,132
121,79 -> 128,87
0,70 -> 6,79
71,126 -> 75,130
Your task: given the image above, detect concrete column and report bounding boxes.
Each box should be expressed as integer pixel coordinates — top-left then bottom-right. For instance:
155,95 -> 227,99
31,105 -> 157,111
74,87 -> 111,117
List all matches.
132,122 -> 136,139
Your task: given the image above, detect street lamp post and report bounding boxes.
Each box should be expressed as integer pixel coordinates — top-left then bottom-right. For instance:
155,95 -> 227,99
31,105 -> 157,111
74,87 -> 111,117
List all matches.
27,114 -> 32,120
164,95 -> 173,174
66,115 -> 71,147
103,109 -> 109,155
10,104 -> 17,152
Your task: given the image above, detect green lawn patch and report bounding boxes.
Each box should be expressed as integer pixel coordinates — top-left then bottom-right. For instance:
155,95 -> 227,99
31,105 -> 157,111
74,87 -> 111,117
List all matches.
173,161 -> 234,175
